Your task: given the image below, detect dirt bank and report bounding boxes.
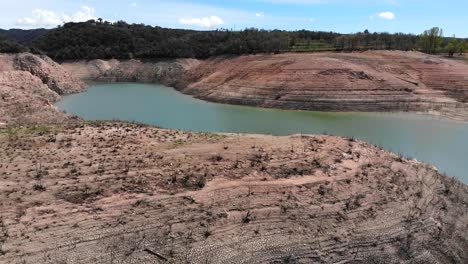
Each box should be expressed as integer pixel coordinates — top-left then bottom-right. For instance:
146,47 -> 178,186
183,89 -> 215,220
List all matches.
0,53 -> 85,124
63,51 -> 468,120
0,122 -> 467,263
62,58 -> 200,87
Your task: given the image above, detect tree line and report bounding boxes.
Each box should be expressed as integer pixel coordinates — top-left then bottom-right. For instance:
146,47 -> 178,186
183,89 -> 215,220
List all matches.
1,21 -> 466,60
0,33 -> 29,53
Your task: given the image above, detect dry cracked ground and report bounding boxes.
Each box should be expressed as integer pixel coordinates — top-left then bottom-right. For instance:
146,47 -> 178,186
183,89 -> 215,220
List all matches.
0,122 -> 467,264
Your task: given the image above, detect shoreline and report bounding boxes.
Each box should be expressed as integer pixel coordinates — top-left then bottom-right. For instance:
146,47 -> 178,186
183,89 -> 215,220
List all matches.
62,50 -> 468,122
73,79 -> 468,123
54,81 -> 468,183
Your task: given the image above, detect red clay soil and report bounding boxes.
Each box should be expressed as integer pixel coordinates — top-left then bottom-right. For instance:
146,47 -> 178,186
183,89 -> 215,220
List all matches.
0,123 -> 467,263
176,51 -> 468,119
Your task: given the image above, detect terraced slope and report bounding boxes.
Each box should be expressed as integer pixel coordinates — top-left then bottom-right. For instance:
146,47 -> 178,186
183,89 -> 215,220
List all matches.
1,123 -> 466,263
177,51 -> 468,118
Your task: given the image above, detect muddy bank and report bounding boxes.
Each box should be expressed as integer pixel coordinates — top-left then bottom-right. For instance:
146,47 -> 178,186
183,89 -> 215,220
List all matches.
0,53 -> 85,124
0,122 -> 467,263
62,51 -> 468,120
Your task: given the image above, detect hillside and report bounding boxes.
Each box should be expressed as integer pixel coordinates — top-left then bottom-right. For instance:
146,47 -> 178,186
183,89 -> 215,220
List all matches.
0,53 -> 86,124
0,28 -> 48,43
0,122 -> 466,263
30,21 -> 423,60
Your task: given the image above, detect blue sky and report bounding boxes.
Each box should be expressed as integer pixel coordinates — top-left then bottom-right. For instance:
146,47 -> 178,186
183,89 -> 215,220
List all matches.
0,0 -> 466,37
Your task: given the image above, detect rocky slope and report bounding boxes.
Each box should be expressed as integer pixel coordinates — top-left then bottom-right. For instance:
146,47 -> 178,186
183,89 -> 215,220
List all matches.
0,53 -> 85,124
63,51 -> 468,120
62,58 -> 200,87
177,51 -> 468,118
0,122 -> 466,263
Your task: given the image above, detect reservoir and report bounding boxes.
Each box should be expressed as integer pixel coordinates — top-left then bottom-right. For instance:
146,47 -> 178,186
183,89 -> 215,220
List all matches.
56,82 -> 468,183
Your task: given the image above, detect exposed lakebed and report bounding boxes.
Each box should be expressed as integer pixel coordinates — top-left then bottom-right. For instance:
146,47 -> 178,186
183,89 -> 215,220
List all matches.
56,82 -> 468,183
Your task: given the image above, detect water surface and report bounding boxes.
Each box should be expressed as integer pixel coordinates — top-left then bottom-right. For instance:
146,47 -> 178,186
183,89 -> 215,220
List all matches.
56,83 -> 468,183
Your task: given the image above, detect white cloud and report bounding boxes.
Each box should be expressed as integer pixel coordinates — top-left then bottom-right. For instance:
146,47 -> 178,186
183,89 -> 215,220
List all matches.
256,12 -> 265,17
131,2 -> 137,7
17,6 -> 97,28
179,16 -> 223,29
378,11 -> 395,20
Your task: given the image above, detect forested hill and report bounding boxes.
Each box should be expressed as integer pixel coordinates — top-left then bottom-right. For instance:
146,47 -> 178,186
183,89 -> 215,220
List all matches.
0,33 -> 29,53
1,20 -> 466,60
31,20 -> 422,60
0,28 -> 48,43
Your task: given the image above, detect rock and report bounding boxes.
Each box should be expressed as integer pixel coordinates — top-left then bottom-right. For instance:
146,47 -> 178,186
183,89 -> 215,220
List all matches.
0,52 -> 86,124
13,53 -> 86,95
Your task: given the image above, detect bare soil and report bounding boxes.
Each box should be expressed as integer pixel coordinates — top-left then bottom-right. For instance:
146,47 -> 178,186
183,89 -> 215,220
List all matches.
0,122 -> 466,263
0,53 -> 85,124
177,51 -> 468,120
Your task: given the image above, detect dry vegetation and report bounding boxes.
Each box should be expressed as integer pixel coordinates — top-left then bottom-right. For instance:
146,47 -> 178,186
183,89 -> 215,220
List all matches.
0,122 -> 466,263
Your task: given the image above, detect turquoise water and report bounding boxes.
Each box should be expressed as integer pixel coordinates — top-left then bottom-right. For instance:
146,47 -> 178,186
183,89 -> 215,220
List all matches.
56,83 -> 468,183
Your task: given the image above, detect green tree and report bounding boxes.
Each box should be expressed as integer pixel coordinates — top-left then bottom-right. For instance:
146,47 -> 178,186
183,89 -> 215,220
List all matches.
458,40 -> 467,55
446,36 -> 458,57
419,27 -> 443,54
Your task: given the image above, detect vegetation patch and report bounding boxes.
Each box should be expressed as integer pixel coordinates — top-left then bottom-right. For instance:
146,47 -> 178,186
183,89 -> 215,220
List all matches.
0,125 -> 54,139
172,139 -> 188,147
55,186 -> 104,204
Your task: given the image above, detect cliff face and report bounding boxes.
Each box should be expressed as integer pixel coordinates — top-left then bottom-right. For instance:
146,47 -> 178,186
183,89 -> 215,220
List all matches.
63,51 -> 468,120
0,53 -> 85,124
0,123 -> 466,263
